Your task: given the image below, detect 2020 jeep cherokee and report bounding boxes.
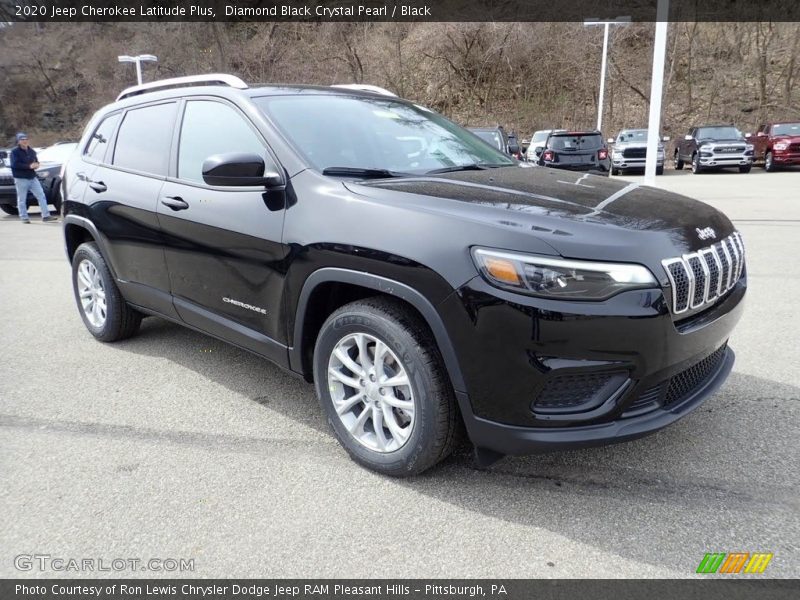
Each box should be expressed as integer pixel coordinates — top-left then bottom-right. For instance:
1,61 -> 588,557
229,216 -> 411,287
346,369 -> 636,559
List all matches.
62,75 -> 746,476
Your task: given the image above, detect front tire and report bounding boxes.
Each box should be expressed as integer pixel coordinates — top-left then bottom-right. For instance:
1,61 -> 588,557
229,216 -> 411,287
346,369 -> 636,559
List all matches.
71,242 -> 142,342
611,167 -> 620,176
674,152 -> 684,170
656,166 -> 664,176
765,151 -> 776,172
0,204 -> 19,215
739,164 -> 752,174
313,297 -> 460,476
691,153 -> 703,174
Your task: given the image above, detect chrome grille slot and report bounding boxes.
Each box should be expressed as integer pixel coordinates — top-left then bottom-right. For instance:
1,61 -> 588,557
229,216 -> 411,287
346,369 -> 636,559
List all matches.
661,232 -> 744,315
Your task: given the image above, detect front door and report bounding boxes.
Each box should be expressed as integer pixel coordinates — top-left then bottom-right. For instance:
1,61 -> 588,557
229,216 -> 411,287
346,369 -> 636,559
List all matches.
156,99 -> 289,362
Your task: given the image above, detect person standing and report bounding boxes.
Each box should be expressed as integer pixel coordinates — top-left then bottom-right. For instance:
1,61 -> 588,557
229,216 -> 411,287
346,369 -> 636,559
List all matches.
10,132 -> 56,223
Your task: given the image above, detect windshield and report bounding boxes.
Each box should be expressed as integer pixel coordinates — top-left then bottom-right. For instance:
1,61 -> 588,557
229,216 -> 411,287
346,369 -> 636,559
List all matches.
531,130 -> 550,143
696,126 -> 742,140
254,95 -> 515,174
38,143 -> 78,163
772,123 -> 800,136
548,134 -> 603,151
471,130 -> 504,151
617,129 -> 652,142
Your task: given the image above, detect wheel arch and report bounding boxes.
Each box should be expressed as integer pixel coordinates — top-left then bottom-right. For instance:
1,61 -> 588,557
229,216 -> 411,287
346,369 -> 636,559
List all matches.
290,268 -> 467,394
63,215 -> 118,280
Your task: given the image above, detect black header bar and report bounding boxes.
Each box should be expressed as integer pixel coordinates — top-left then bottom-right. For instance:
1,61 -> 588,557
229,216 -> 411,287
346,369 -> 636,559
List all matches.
2,0 -> 800,23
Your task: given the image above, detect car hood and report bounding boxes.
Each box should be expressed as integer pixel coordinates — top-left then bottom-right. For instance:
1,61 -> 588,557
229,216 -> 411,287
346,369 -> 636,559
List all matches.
614,141 -> 663,149
773,135 -> 800,143
344,166 -> 735,265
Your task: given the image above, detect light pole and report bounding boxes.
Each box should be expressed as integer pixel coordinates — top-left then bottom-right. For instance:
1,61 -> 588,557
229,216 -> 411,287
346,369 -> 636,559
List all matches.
644,0 -> 670,186
584,17 -> 630,132
117,54 -> 158,85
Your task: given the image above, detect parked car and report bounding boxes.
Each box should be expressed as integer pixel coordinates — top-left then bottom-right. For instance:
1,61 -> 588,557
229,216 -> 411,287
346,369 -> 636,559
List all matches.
536,130 -> 611,175
62,74 -> 745,476
673,125 -> 753,174
525,129 -> 566,162
468,126 -> 522,159
608,129 -> 666,175
745,122 -> 800,171
0,141 -> 77,215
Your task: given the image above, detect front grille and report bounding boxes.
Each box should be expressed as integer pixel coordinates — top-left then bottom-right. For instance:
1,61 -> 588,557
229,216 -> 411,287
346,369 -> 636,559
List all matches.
714,146 -> 744,154
665,344 -> 728,406
532,371 -> 628,414
0,176 -> 14,186
662,232 -> 744,315
622,344 -> 728,417
622,147 -> 647,159
788,143 -> 800,152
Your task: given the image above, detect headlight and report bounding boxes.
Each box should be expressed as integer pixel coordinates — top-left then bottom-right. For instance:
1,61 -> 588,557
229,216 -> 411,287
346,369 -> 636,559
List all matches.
745,144 -> 754,152
36,170 -> 51,179
612,151 -> 623,158
774,142 -> 788,150
471,248 -> 657,301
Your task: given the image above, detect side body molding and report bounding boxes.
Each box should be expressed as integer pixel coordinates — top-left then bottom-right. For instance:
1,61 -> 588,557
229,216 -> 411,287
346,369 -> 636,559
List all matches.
290,268 -> 467,393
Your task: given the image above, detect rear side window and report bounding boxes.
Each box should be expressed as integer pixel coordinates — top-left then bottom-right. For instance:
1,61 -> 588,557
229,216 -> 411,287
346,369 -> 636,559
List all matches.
178,101 -> 265,184
84,113 -> 120,163
113,102 -> 176,176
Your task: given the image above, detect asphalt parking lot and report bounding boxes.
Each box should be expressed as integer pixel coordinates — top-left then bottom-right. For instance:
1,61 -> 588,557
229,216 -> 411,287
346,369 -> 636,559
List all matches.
1,168 -> 798,579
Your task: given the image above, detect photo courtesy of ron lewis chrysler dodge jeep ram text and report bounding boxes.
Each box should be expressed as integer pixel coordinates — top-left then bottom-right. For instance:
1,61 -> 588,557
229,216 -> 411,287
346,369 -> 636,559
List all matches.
61,74 -> 746,476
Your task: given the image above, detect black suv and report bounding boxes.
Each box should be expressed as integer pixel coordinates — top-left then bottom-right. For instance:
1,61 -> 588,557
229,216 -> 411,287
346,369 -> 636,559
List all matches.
62,75 -> 746,476
536,130 -> 611,175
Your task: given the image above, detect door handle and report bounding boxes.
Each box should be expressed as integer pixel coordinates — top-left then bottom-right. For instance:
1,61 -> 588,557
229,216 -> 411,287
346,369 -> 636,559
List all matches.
88,181 -> 107,193
161,196 -> 189,211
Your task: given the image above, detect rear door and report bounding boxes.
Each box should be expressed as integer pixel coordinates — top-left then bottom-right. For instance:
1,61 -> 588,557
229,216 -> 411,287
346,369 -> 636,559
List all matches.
84,101 -> 177,316
156,98 -> 289,362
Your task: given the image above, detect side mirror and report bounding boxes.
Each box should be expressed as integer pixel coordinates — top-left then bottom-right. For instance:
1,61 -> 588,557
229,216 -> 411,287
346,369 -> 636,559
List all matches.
661,136 -> 670,142
202,153 -> 282,187
756,131 -> 767,137
684,134 -> 693,141
606,138 -> 614,144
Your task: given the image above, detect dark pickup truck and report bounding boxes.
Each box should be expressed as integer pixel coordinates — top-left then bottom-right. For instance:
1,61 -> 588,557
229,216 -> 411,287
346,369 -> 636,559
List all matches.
746,122 -> 800,171
673,125 -> 753,174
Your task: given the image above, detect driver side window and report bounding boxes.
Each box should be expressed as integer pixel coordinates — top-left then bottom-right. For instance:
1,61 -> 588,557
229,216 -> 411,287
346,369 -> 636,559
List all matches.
178,101 -> 266,184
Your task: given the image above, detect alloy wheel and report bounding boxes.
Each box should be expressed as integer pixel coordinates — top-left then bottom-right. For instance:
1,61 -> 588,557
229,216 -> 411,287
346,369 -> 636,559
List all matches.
77,259 -> 107,327
327,332 -> 415,453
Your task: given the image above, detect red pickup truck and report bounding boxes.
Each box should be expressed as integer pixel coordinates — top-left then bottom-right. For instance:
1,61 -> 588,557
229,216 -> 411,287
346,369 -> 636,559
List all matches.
746,122 -> 800,171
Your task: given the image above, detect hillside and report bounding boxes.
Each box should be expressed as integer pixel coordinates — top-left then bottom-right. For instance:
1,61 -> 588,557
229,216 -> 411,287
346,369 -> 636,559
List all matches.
1,21 -> 799,145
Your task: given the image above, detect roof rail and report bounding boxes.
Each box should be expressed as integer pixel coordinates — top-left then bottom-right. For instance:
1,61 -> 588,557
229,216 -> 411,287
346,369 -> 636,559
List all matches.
330,84 -> 397,97
116,74 -> 248,101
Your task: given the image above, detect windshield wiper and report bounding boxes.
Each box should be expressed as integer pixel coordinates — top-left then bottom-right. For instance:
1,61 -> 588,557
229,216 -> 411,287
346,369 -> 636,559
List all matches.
425,163 -> 512,174
322,167 -> 410,178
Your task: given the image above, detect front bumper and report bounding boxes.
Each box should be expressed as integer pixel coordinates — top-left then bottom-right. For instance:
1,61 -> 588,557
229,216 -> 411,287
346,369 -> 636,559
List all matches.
612,157 -> 664,169
698,154 -> 753,167
439,274 -> 745,456
773,150 -> 800,165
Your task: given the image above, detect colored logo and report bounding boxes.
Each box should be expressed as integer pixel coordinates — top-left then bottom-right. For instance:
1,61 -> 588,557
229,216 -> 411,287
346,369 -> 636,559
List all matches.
697,552 -> 773,574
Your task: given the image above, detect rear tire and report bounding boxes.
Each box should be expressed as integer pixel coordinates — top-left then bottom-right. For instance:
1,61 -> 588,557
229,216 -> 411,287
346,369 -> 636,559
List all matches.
674,152 -> 684,170
71,242 -> 142,342
313,297 -> 460,476
1,204 -> 19,215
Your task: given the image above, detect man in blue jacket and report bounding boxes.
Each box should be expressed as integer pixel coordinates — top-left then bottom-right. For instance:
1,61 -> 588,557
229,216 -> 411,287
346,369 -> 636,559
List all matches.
10,132 -> 56,223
